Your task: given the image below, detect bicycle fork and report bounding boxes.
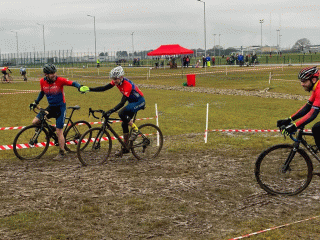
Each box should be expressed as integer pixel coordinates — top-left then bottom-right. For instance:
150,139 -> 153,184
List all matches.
91,129 -> 104,150
281,142 -> 300,173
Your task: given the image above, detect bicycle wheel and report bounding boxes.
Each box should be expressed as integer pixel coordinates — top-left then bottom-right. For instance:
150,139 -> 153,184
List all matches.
76,127 -> 112,166
13,125 -> 50,160
255,144 -> 313,195
131,123 -> 163,160
64,120 -> 91,152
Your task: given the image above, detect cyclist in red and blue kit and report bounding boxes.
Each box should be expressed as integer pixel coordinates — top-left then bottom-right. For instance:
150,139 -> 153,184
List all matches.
278,66 -> 320,149
79,66 -> 145,156
29,64 -> 82,159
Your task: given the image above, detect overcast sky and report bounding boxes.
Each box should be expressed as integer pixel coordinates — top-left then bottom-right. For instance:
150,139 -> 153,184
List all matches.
1,0 -> 320,54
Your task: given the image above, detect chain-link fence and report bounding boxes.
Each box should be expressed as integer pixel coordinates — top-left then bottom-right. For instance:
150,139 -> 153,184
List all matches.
2,49 -> 320,68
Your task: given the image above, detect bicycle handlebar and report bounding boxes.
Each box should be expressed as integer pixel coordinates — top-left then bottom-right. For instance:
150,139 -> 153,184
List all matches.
88,108 -> 105,120
33,106 -> 51,122
88,108 -> 121,122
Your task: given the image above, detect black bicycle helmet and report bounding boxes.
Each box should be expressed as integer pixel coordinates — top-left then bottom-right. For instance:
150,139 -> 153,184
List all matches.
43,64 -> 57,74
298,66 -> 319,81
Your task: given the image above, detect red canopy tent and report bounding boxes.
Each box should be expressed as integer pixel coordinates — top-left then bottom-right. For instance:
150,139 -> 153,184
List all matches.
147,44 -> 193,56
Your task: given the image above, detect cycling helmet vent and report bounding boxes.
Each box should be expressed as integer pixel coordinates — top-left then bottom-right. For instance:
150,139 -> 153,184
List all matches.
110,66 -> 124,79
43,64 -> 57,74
298,66 -> 319,80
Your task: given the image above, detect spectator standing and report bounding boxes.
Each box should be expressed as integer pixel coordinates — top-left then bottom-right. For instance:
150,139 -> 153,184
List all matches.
206,55 -> 211,67
238,54 -> 244,67
212,56 -> 215,66
202,56 -> 206,68
186,56 -> 190,68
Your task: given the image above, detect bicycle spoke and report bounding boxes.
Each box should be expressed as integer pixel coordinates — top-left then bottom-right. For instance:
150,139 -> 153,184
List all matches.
77,128 -> 112,166
131,123 -> 163,160
255,144 -> 313,195
64,120 -> 91,152
13,126 -> 50,160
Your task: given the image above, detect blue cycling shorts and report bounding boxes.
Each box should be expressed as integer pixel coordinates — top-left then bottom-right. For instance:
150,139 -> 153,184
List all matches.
36,104 -> 66,129
125,97 -> 145,113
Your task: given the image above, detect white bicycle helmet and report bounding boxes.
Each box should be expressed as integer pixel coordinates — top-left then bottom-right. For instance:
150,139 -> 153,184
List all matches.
110,66 -> 124,79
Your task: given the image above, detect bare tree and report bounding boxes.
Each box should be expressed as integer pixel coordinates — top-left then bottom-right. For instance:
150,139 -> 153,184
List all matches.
292,38 -> 311,51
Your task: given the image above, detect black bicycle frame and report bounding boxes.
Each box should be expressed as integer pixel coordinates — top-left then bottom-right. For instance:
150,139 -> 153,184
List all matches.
284,130 -> 320,171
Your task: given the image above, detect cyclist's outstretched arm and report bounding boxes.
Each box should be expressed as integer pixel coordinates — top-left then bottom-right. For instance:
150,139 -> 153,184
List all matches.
89,83 -> 114,92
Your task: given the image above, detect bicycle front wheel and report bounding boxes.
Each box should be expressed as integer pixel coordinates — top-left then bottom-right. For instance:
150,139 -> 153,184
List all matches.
76,127 -> 112,166
131,123 -> 163,160
255,144 -> 313,195
64,120 -> 91,152
13,125 -> 50,160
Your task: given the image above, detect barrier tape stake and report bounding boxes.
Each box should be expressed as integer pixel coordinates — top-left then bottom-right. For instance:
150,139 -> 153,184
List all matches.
205,103 -> 209,143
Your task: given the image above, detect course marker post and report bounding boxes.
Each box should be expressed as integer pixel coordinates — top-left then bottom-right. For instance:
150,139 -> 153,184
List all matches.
269,72 -> 272,85
205,103 -> 209,143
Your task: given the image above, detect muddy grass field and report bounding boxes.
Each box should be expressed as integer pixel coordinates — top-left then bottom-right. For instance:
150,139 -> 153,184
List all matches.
1,134 -> 320,240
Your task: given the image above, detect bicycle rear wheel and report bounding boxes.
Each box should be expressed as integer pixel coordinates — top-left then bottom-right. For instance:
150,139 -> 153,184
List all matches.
64,120 -> 91,152
76,127 -> 112,166
131,123 -> 163,160
13,125 -> 50,160
255,144 -> 313,195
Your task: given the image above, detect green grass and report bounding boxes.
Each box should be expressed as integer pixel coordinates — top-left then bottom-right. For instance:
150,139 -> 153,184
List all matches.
0,65 -> 313,160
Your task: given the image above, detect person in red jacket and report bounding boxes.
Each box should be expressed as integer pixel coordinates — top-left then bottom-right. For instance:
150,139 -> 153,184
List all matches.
29,64 -> 82,160
1,66 -> 12,83
79,66 -> 145,156
278,66 -> 320,150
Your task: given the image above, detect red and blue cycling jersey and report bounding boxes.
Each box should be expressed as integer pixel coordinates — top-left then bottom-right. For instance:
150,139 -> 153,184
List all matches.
292,81 -> 320,128
37,77 -> 74,106
110,78 -> 144,102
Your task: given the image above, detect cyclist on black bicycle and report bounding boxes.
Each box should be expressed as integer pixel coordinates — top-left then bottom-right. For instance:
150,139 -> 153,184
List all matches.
20,67 -> 27,81
2,66 -> 12,82
79,66 -> 146,156
278,66 -> 320,149
29,64 -> 83,160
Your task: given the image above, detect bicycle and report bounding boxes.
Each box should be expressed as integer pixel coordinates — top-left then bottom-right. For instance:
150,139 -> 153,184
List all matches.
13,105 -> 91,160
76,108 -> 163,166
255,128 -> 318,195
2,74 -> 12,83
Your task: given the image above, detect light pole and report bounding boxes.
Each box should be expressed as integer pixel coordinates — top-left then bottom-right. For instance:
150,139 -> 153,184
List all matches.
197,0 -> 206,57
11,31 -> 19,64
219,34 -> 221,56
259,19 -> 264,53
277,29 -> 282,52
87,14 -> 97,61
37,23 -> 45,61
131,32 -> 134,61
213,34 -> 216,56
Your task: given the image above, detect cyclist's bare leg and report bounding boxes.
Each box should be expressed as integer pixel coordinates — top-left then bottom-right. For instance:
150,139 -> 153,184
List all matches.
56,128 -> 65,151
6,74 -> 11,83
32,117 -> 41,126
